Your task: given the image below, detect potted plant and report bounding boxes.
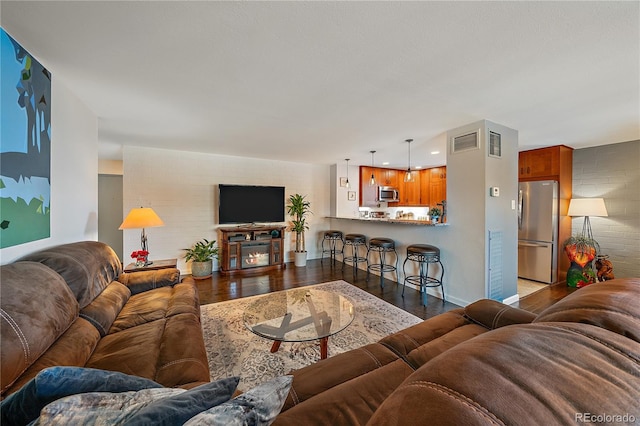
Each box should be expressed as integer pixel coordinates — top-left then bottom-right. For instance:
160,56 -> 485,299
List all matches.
183,238 -> 219,279
429,207 -> 441,224
562,234 -> 598,288
286,194 -> 312,267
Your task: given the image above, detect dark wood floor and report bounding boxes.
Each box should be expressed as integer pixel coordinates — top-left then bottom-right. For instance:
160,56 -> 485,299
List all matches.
192,258 -> 574,319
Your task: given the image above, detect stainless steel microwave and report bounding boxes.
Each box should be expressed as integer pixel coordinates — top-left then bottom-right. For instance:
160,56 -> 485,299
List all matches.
378,186 -> 399,202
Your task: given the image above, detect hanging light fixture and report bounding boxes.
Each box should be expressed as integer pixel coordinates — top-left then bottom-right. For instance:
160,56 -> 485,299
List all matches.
403,139 -> 414,182
344,158 -> 351,188
369,151 -> 377,186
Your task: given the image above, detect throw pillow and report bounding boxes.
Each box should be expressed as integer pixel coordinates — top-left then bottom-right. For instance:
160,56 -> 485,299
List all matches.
30,376 -> 240,426
183,375 -> 293,426
123,376 -> 239,425
0,366 -> 162,426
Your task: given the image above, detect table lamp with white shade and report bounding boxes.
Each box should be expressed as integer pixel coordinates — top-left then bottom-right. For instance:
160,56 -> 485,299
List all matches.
119,207 -> 165,265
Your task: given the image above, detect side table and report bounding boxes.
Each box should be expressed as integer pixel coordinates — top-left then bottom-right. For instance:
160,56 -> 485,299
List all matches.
124,258 -> 177,272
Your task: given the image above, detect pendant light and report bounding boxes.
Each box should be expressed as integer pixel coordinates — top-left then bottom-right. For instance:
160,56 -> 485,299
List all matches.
369,151 -> 377,186
403,139 -> 414,182
344,158 -> 351,188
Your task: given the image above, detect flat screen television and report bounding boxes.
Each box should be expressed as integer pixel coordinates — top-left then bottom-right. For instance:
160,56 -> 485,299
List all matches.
218,184 -> 285,224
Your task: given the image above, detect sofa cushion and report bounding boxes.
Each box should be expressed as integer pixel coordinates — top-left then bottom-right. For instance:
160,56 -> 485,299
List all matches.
405,323 -> 488,370
367,322 -> 640,425
464,299 -> 537,329
3,318 -> 101,398
281,343 -> 400,411
1,262 -> 79,396
80,281 -> 131,337
378,308 -> 468,359
533,278 -> 640,343
18,241 -> 122,308
118,268 -> 180,295
274,359 -> 414,426
108,281 -> 200,334
86,313 -> 210,388
0,366 -> 163,426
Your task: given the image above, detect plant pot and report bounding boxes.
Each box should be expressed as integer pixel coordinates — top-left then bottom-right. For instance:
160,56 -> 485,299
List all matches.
431,217 -> 439,224
191,260 -> 213,279
294,251 -> 307,267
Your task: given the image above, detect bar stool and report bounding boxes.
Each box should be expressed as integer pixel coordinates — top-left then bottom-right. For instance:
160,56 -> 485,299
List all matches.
402,244 -> 445,306
366,237 -> 398,288
342,233 -> 367,275
321,230 -> 344,265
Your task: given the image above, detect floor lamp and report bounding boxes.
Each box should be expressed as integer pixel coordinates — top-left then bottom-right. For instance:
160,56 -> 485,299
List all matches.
567,198 -> 608,241
119,207 -> 165,265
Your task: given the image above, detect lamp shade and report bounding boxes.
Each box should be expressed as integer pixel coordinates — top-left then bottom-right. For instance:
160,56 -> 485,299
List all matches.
119,207 -> 165,229
567,198 -> 608,217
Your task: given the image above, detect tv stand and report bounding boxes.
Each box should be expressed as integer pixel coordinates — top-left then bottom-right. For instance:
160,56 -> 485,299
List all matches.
218,225 -> 286,275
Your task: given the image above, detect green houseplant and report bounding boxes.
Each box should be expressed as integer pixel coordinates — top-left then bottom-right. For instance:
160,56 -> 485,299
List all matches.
429,207 -> 441,224
286,194 -> 312,267
183,238 -> 219,279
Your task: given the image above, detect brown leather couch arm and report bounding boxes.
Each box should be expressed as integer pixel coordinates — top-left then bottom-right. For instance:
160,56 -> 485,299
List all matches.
464,299 -> 537,330
118,268 -> 180,295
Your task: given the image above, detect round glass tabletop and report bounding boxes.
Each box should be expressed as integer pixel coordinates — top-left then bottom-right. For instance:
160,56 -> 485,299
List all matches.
243,288 -> 355,343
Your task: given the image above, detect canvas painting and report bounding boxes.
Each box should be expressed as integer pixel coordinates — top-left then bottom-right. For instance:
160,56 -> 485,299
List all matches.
0,28 -> 51,248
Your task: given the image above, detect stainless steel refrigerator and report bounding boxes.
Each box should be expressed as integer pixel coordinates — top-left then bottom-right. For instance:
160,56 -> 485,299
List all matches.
518,180 -> 558,283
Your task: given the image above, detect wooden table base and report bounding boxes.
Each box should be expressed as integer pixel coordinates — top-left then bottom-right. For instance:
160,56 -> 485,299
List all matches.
270,336 -> 330,360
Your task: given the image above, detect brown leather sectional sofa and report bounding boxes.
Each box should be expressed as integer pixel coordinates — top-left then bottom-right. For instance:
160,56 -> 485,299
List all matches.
1,241 -> 210,399
274,278 -> 640,425
2,240 -> 638,425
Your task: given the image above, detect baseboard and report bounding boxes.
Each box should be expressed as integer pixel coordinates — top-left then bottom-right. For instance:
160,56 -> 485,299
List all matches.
502,294 -> 520,305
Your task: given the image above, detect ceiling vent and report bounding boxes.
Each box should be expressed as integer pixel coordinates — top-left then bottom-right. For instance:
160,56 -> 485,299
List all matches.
451,131 -> 479,154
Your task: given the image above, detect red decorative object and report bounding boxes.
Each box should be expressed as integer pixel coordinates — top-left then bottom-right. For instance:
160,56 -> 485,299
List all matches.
131,250 -> 149,266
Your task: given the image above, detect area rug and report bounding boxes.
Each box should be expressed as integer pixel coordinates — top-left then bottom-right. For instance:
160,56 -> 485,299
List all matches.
200,280 -> 422,391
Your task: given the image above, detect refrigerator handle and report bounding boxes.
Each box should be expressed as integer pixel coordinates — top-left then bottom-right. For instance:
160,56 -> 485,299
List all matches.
518,189 -> 523,230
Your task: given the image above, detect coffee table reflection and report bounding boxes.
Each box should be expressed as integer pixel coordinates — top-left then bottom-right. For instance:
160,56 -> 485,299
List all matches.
243,288 -> 355,360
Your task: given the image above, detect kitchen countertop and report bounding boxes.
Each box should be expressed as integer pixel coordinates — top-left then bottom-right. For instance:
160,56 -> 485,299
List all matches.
327,216 -> 449,226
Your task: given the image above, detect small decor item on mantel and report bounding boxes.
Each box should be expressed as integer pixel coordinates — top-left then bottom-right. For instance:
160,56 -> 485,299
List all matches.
563,235 -> 598,288
429,207 -> 441,224
183,239 -> 219,279
131,250 -> 149,267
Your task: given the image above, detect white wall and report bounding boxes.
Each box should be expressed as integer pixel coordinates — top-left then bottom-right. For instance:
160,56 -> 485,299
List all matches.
122,146 -> 330,274
571,140 -> 640,278
1,79 -> 99,263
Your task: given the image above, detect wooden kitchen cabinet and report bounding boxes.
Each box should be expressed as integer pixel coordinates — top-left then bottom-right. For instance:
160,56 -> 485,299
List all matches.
398,171 -> 421,205
419,169 -> 431,206
519,146 -> 571,180
429,166 -> 447,207
379,169 -> 398,187
359,166 -> 379,207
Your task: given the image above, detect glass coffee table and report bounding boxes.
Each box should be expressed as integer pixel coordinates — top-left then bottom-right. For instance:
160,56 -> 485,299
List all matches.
243,288 -> 355,360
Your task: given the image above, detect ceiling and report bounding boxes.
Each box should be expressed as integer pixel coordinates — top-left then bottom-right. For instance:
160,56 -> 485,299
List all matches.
2,1 -> 638,168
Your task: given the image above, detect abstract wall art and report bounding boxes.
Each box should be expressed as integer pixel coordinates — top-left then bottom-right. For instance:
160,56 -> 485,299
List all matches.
0,28 -> 51,248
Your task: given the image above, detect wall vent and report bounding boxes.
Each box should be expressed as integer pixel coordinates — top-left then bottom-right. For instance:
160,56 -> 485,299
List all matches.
488,230 -> 503,301
489,131 -> 501,158
451,131 -> 479,154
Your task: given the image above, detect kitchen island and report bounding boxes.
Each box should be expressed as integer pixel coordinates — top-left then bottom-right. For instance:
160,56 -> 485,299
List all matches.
326,216 -> 454,305
327,216 -> 449,226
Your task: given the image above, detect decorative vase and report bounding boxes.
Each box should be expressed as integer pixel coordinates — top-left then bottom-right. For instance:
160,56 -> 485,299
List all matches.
294,251 -> 307,267
566,261 -> 597,288
431,217 -> 439,224
191,260 -> 213,279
